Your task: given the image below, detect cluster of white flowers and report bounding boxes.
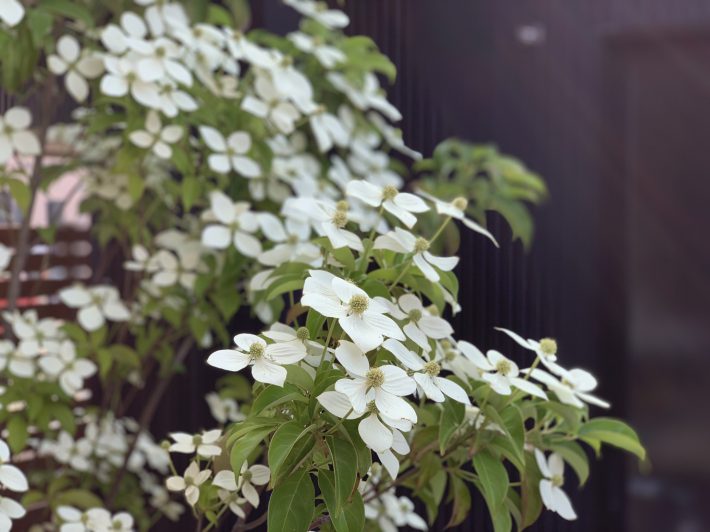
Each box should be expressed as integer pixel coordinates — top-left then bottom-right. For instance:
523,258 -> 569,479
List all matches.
55,506 -> 135,532
0,439 -> 28,530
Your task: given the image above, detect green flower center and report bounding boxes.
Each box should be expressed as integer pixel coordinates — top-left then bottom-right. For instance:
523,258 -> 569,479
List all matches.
242,470 -> 252,482
366,368 -> 385,389
414,237 -> 430,253
423,361 -> 441,377
296,327 -> 310,341
539,338 -> 557,356
249,342 -> 265,359
452,197 -> 468,210
192,435 -> 202,446
382,185 -> 398,201
335,200 -> 349,212
551,474 -> 563,487
332,210 -> 348,228
408,309 -> 422,322
496,360 -> 512,376
366,400 -> 378,414
348,294 -> 369,315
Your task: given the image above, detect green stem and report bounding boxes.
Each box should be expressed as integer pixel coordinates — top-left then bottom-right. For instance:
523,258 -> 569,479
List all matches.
319,319 -> 336,366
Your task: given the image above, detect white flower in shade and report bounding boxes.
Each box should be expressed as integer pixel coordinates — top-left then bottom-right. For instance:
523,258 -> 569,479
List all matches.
328,72 -> 401,121
0,341 -> 34,378
378,294 -> 453,351
284,0 -> 349,28
156,80 -> 198,117
169,429 -> 222,458
0,243 -> 12,272
150,488 -> 184,522
257,216 -> 320,267
207,333 -> 307,387
347,142 -> 402,188
38,340 -> 96,396
205,393 -> 246,424
333,341 -> 416,420
535,450 -> 577,520
367,112 -> 422,160
418,190 -> 499,246
108,512 -> 134,531
50,431 -> 92,471
5,310 -> 63,357
0,439 -> 28,492
306,199 -> 364,252
59,285 -> 130,331
135,0 -> 189,37
0,495 -> 25,530
301,272 -> 404,352
199,126 -> 261,177
451,340 -> 491,379
495,327 -> 565,374
473,350 -> 547,400
212,470 -> 247,516
47,35 -> 104,102
347,181 -> 428,228
136,38 -> 192,86
241,75 -> 301,135
0,0 -> 24,27
151,240 -> 204,290
375,427 -> 410,480
166,461 -> 211,507
0,107 -> 41,164
289,32 -> 345,68
237,463 -> 270,507
100,56 -> 162,109
526,367 -> 610,409
201,191 -> 262,257
380,492 -> 427,531
374,227 -> 459,282
309,110 -> 350,153
129,110 -> 182,159
100,12 -> 151,55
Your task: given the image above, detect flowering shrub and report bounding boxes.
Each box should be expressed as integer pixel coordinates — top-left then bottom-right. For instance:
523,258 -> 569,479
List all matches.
0,1 -> 645,531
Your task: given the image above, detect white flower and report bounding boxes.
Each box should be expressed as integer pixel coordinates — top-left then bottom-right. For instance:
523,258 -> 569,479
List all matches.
47,35 -> 104,102
472,350 -> 547,399
0,243 -> 12,272
100,12 -> 151,55
212,470 -> 247,516
214,463 -> 270,508
301,271 -> 404,352
418,190 -> 499,246
0,0 -> 24,27
135,0 -> 189,37
207,333 -> 307,387
169,429 -> 222,458
309,110 -> 350,153
199,126 -> 260,177
38,340 -> 96,396
166,461 -> 211,506
136,37 -> 192,86
381,492 -> 427,530
328,72 -> 401,121
297,199 -> 364,252
0,495 -> 25,531
49,432 -> 93,471
495,327 -> 565,374
59,285 -> 130,331
347,181 -> 428,228
289,32 -> 345,68
535,450 -> 577,520
201,191 -> 262,257
151,240 -> 204,290
100,56 -> 161,109
374,227 -> 459,282
205,393 -> 246,424
0,439 -> 27,492
155,80 -> 198,117
527,367 -> 610,409
378,294 -> 453,352
0,107 -> 41,164
241,75 -> 301,134
5,310 -> 63,357
257,216 -> 320,267
107,512 -> 134,531
0,341 -> 34,378
129,110 -> 182,159
367,111 -> 421,160
284,0 -> 349,29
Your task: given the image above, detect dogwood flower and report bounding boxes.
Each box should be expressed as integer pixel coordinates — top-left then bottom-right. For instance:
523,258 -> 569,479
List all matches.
169,429 -> 222,458
374,227 -> 459,282
59,285 -> 130,331
495,327 -> 565,374
526,367 -> 610,409
0,495 -> 25,530
166,461 -> 211,506
199,126 -> 261,177
535,450 -> 577,520
347,181 -> 428,228
100,56 -> 162,109
212,470 -> 247,516
328,72 -> 401,121
289,32 -> 345,68
301,272 -> 404,352
205,393 -> 245,424
380,491 -> 427,531
376,428 -> 410,479
201,191 -> 262,256
0,341 -> 34,378
418,190 -> 499,246
305,199 -> 364,252
207,333 -> 307,386
241,75 -> 301,134
100,12 -> 151,55
309,110 -> 350,153
379,294 -> 453,351
134,0 -> 189,37
236,463 -> 270,507
38,340 -> 97,396
0,439 -> 27,492
0,0 -> 24,27
284,0 -> 349,28
136,37 -> 192,86
129,110 -> 182,159
48,431 -> 93,471
257,217 -> 320,266
0,107 -> 41,164
155,79 -> 198,117
473,350 -> 547,399
5,310 -> 63,357
47,35 -> 104,102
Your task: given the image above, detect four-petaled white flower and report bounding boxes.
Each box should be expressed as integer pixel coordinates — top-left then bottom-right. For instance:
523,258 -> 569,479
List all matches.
0,107 -> 41,164
0,494 -> 25,531
199,126 -> 261,177
213,463 -> 270,508
166,461 -> 211,506
496,327 -> 565,374
289,32 -> 345,68
527,367 -> 610,409
201,191 -> 262,257
207,333 -> 307,387
206,393 -> 245,424
301,271 -> 404,352
0,340 -> 34,378
309,110 -> 350,153
284,0 -> 349,29
0,0 -> 24,27
100,56 -> 161,109
535,449 -> 577,521
378,294 -> 453,352
242,75 -> 301,135
47,35 -> 104,102
129,110 -> 183,159
59,284 -> 131,332
257,216 -> 320,267
169,429 -> 222,458
0,439 -> 28,492
418,190 -> 499,246
211,470 -> 247,517
347,181 -> 428,228
38,340 -> 96,397
470,349 -> 547,399
374,227 -> 459,282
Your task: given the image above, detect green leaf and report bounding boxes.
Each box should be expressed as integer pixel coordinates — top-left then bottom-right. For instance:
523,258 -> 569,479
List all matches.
6,416 -> 28,452
318,470 -> 365,532
439,399 -> 464,453
267,469 -> 314,532
182,176 -> 199,210
447,474 -> 471,528
578,417 -> 646,461
55,489 -> 104,509
252,384 -> 306,415
41,0 -> 94,27
473,450 -> 509,507
230,424 -> 275,476
326,437 -> 358,516
5,178 -> 30,212
268,422 -> 314,484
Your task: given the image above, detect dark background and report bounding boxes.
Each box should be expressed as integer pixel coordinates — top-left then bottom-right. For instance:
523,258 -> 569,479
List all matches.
227,1 -> 710,531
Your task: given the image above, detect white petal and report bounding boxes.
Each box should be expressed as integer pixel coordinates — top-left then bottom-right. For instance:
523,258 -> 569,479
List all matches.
377,449 -> 400,480
0,464 -> 28,492
249,465 -> 271,485
232,156 -> 261,178
374,390 -> 417,422
340,315 -> 382,353
423,251 -> 459,271
413,253 -> 439,281
65,71 -> 89,102
234,231 -> 262,257
251,359 -> 287,386
78,306 -> 104,331
12,130 -> 41,155
511,377 -> 548,400
414,373 -> 445,402
317,391 -> 360,419
208,154 -> 231,174
334,340 -> 369,376
362,312 -> 405,341
382,339 -> 424,371
380,365 -> 416,396
334,378 -> 369,413
213,470 -> 238,491
129,130 -> 154,148
435,377 -> 471,405
4,107 -> 31,128
207,350 -> 250,372
100,74 -> 129,97
202,225 -> 232,249
550,485 -> 577,520
358,414 -> 392,452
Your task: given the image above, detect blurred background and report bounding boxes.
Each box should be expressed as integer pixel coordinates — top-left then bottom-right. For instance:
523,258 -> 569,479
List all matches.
245,1 -> 710,531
